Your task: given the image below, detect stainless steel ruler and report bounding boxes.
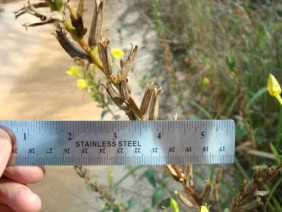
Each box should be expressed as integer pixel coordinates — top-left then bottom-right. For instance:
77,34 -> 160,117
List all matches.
0,120 -> 235,166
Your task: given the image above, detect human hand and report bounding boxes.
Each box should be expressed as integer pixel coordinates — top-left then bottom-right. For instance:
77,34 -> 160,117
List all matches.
0,129 -> 45,212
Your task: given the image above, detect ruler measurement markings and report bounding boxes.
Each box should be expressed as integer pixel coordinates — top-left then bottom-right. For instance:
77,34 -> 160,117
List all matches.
0,120 -> 234,165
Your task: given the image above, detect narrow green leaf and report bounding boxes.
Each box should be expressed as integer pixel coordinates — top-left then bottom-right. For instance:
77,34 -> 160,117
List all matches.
152,187 -> 165,207
127,197 -> 138,209
140,169 -> 157,188
246,87 -> 267,108
158,197 -> 170,210
101,110 -> 109,119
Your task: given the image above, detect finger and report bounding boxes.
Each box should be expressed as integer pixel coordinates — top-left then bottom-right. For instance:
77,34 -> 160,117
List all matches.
3,166 -> 45,184
0,204 -> 14,212
0,179 -> 41,212
0,129 -> 12,177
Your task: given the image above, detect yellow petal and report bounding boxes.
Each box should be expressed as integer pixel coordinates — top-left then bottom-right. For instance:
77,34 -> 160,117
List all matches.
77,79 -> 88,90
203,76 -> 210,85
170,198 -> 179,212
268,74 -> 281,97
111,48 -> 124,60
199,205 -> 209,212
66,66 -> 79,76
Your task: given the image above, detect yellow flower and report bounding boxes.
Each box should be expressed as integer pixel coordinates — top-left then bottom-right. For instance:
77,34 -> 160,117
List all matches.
268,74 -> 281,97
203,76 -> 210,85
198,205 -> 209,212
112,48 -> 124,60
66,66 -> 79,77
77,79 -> 88,90
267,74 -> 282,105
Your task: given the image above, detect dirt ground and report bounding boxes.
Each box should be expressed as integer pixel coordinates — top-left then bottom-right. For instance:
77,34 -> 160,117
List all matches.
0,0 -> 159,211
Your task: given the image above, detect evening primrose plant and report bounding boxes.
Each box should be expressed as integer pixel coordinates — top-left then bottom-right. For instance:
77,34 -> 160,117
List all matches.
15,0 -> 282,211
66,49 -> 125,91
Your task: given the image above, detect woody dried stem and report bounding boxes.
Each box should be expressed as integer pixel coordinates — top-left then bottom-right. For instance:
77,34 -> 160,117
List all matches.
74,166 -> 126,212
18,0 -> 160,121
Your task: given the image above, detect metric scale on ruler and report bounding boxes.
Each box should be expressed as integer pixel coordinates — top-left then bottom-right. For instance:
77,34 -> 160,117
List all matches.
0,120 -> 235,166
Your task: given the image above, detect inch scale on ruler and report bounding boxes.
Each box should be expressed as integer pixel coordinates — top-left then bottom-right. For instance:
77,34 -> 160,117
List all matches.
0,120 -> 235,166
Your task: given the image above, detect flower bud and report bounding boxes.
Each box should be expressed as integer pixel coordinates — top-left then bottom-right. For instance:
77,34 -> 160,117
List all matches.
267,74 -> 281,97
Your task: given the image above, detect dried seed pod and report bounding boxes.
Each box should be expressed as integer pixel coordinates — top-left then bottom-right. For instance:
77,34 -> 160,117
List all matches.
172,113 -> 178,120
184,164 -> 193,188
212,184 -> 219,207
98,37 -> 113,76
88,0 -> 104,47
200,178 -> 212,200
140,83 -> 154,116
237,197 -> 262,211
120,45 -> 138,79
126,76 -> 132,94
119,80 -> 130,101
77,0 -> 84,17
149,86 -> 162,120
125,110 -> 138,120
104,82 -> 128,110
164,165 -> 184,182
66,1 -> 87,38
55,30 -> 91,61
72,0 -> 87,37
14,2 -> 48,19
174,191 -> 193,208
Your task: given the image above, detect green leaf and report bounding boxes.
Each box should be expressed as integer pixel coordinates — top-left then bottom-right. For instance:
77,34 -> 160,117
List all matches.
187,99 -> 212,119
270,143 -> 282,164
158,197 -> 170,210
246,87 -> 267,108
101,110 -> 109,119
152,187 -> 165,207
54,0 -> 64,11
140,169 -> 157,188
226,54 -> 236,70
127,197 -> 138,209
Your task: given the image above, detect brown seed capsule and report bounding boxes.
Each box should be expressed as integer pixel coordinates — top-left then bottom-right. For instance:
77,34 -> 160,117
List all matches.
120,45 -> 138,79
140,83 -> 154,116
70,0 -> 87,38
77,0 -> 84,18
14,2 -> 48,19
104,82 -> 122,106
98,37 -> 112,76
55,30 -> 91,61
149,86 -> 161,120
119,80 -> 130,101
125,110 -> 138,120
88,0 -> 103,47
174,191 -> 193,208
126,76 -> 132,94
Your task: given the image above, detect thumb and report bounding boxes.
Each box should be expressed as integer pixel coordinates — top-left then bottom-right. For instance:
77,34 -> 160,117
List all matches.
0,129 -> 12,177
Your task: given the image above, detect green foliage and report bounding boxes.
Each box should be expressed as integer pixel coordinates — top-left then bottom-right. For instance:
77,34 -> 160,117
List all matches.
152,186 -> 165,207
148,0 -> 282,210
